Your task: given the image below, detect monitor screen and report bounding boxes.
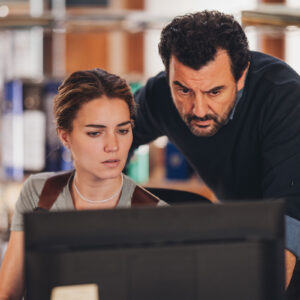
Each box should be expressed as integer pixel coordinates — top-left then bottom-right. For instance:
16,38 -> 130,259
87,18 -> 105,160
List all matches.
24,200 -> 285,300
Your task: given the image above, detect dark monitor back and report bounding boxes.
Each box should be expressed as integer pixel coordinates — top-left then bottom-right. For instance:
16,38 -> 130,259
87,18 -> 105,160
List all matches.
24,200 -> 285,300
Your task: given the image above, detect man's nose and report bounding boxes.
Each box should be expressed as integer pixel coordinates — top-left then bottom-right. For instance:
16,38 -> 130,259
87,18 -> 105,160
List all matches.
192,93 -> 209,118
104,134 -> 119,152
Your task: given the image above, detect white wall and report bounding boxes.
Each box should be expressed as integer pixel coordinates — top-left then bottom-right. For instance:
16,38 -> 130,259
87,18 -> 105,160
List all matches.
287,0 -> 300,6
285,29 -> 300,74
145,0 -> 256,17
285,0 -> 300,74
144,0 -> 257,78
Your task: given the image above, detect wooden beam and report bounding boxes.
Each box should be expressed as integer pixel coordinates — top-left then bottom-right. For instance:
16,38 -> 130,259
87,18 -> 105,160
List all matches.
260,0 -> 286,60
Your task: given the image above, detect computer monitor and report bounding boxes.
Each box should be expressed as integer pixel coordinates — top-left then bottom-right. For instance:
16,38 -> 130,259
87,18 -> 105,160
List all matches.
24,200 -> 285,300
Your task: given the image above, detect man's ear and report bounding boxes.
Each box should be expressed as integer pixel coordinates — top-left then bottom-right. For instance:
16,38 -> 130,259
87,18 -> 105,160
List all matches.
57,129 -> 70,149
237,63 -> 249,91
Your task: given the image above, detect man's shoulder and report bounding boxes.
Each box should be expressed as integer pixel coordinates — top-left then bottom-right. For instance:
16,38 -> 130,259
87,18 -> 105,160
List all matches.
151,70 -> 167,81
250,51 -> 299,80
147,71 -> 169,89
250,50 -> 283,65
135,71 -> 171,105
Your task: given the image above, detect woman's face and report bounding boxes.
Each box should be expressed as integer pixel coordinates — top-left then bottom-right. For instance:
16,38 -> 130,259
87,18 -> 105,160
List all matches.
59,96 -> 133,181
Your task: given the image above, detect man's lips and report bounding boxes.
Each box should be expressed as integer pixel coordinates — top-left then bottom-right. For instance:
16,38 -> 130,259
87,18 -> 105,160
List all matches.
192,120 -> 211,127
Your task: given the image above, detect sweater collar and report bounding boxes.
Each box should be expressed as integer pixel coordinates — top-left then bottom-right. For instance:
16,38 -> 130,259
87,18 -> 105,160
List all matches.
229,68 -> 249,120
229,87 -> 244,120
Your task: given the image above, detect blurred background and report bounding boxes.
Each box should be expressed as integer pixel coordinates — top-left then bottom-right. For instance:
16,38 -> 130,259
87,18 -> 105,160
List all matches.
0,0 -> 300,260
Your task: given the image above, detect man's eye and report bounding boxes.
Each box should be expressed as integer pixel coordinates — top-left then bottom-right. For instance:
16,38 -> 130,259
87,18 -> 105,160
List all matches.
179,88 -> 190,94
87,132 -> 101,137
209,90 -> 220,96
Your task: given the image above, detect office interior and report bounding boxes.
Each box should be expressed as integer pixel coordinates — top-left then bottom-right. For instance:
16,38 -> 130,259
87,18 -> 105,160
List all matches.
0,0 -> 300,298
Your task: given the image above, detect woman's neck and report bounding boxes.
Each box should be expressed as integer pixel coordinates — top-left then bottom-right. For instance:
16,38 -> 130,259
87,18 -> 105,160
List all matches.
71,172 -> 123,210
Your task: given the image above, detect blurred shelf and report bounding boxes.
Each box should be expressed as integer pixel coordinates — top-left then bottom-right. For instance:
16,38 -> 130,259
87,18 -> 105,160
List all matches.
0,14 -> 53,29
0,9 -> 172,32
242,4 -> 300,27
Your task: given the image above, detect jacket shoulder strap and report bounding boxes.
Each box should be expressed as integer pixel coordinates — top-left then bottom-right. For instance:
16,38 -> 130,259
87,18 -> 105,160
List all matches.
131,185 -> 160,207
35,171 -> 74,211
36,173 -> 159,211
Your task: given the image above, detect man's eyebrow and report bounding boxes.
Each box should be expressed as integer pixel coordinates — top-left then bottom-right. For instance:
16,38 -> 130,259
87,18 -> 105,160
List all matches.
173,81 -> 225,93
204,85 -> 225,93
173,81 -> 190,90
85,121 -> 131,128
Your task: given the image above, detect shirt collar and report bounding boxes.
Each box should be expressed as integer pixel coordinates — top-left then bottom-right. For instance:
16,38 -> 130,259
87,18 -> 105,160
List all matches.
229,87 -> 244,120
229,68 -> 249,120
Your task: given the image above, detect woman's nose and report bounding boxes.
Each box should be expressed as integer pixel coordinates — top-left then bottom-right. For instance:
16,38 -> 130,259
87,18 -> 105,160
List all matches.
104,134 -> 119,152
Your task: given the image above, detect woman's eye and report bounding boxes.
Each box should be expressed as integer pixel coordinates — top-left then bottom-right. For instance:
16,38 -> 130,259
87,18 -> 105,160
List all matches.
118,128 -> 130,135
87,131 -> 101,137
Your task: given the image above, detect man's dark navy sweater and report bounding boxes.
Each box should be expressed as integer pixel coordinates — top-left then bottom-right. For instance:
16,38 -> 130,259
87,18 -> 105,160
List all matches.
133,51 -> 300,227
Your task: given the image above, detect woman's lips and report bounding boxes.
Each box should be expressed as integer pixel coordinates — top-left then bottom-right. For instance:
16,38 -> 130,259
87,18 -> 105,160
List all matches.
102,159 -> 120,168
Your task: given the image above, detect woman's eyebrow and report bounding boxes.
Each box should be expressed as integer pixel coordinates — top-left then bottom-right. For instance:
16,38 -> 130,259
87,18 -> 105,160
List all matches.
85,121 -> 131,128
117,121 -> 131,127
85,124 -> 106,128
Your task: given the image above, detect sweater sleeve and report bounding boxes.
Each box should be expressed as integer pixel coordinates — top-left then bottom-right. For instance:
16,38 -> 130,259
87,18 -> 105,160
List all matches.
260,79 -> 300,257
285,216 -> 300,257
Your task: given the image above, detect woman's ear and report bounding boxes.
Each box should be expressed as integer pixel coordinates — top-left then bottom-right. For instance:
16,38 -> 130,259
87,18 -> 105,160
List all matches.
57,129 -> 70,149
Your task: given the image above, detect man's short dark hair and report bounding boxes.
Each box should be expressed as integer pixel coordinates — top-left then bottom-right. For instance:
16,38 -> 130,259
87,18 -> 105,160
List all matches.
158,10 -> 250,81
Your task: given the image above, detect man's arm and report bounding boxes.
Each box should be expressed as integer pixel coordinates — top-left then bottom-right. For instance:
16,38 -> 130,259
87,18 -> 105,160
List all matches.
285,215 -> 300,288
258,74 -> 300,288
285,249 -> 296,288
132,72 -> 169,151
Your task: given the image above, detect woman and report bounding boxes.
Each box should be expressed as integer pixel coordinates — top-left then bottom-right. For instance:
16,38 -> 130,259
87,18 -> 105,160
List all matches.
0,68 -> 164,300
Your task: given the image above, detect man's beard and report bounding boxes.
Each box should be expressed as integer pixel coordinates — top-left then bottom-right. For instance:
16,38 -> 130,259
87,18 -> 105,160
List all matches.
184,114 -> 225,136
181,93 -> 237,137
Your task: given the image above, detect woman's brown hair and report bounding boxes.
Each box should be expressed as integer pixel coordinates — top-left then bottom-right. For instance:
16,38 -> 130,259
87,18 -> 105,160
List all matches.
53,68 -> 136,132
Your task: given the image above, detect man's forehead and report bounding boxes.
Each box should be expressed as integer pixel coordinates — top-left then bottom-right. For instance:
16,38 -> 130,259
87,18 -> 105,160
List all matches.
171,49 -> 230,69
169,51 -> 233,86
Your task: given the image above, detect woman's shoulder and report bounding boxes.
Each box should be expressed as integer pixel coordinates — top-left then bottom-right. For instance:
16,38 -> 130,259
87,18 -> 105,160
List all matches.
123,175 -> 168,207
123,174 -> 136,187
24,172 -> 57,191
21,171 -> 70,203
122,174 -> 137,200
11,172 -> 60,230
27,171 -> 57,181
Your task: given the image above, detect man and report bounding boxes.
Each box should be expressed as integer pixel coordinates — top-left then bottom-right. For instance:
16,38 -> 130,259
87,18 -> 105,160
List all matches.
132,10 -> 300,290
